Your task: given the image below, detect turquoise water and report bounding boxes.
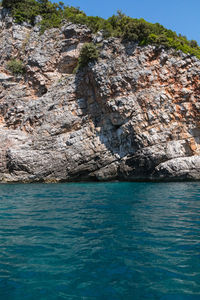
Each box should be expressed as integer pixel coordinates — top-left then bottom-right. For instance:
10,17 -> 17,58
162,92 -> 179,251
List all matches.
0,183 -> 200,300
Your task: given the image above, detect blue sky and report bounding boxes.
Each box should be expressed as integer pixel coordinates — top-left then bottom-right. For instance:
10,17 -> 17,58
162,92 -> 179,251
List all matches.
54,0 -> 200,44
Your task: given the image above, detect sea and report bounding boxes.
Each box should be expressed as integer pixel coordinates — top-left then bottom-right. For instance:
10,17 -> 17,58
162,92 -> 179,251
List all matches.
0,182 -> 199,300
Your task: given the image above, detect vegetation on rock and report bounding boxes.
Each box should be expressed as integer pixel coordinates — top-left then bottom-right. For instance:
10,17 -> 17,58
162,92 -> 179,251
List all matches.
7,58 -> 25,75
78,43 -> 99,68
2,0 -> 200,58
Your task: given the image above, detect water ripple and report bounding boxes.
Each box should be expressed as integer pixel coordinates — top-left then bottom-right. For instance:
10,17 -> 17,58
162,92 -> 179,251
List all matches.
0,182 -> 200,299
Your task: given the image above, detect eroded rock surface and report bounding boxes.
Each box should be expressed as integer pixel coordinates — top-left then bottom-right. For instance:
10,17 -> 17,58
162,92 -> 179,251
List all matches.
0,8 -> 200,182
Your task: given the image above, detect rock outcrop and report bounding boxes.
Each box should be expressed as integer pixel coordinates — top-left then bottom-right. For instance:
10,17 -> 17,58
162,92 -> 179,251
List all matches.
0,8 -> 200,182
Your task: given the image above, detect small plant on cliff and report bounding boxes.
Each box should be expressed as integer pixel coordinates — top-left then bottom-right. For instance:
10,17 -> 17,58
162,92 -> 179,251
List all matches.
78,43 -> 99,68
7,58 -> 25,76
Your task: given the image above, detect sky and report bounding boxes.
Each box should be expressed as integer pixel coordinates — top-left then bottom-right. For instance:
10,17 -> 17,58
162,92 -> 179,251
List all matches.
54,0 -> 200,44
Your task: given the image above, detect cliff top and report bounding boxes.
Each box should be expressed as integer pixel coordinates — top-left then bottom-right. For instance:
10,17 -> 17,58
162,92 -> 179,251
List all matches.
1,0 -> 200,59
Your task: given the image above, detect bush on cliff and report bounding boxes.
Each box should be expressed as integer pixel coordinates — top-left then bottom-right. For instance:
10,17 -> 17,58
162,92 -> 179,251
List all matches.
2,0 -> 63,27
7,58 -> 25,75
78,43 -> 99,68
12,0 -> 41,24
2,0 -> 200,59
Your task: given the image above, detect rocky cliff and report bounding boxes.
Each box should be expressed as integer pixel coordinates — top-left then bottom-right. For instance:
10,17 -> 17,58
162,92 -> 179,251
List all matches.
0,8 -> 200,182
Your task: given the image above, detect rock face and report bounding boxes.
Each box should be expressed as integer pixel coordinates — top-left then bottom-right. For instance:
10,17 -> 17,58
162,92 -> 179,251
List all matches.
0,8 -> 200,182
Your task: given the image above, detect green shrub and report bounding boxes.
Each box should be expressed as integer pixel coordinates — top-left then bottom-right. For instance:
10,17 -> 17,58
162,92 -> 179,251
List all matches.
12,0 -> 40,24
78,43 -> 99,68
3,0 -> 63,29
2,0 -> 21,9
189,40 -> 198,48
7,58 -> 25,75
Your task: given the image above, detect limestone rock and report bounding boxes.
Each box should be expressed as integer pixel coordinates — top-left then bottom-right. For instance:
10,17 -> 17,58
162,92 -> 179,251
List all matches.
0,9 -> 200,182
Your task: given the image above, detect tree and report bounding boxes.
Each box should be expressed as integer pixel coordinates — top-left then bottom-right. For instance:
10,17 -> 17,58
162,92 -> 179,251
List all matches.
189,40 -> 198,48
37,0 -> 48,5
36,0 -> 48,14
12,0 -> 40,24
2,0 -> 22,9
